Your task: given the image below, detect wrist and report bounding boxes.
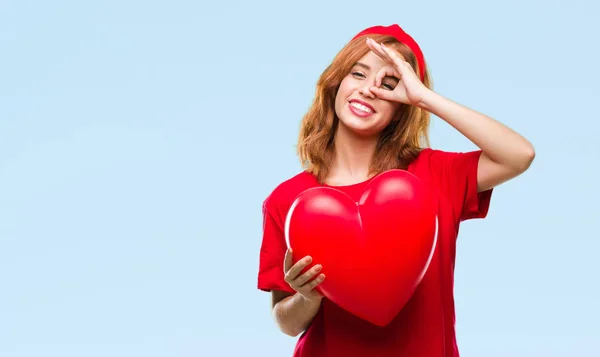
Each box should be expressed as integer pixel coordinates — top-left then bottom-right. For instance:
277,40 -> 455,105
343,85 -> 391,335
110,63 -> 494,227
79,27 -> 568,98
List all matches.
300,293 -> 323,306
417,88 -> 441,111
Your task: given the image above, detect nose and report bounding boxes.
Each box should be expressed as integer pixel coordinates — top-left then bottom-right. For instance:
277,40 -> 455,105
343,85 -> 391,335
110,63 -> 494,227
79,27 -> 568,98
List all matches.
358,81 -> 376,99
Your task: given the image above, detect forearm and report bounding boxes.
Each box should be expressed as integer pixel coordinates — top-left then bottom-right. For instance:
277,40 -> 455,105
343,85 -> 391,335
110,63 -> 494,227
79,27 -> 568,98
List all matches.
419,90 -> 535,170
273,293 -> 322,337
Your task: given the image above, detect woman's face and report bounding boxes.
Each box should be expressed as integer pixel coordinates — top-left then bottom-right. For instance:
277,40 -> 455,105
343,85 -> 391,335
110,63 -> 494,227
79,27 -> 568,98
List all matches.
334,50 -> 401,137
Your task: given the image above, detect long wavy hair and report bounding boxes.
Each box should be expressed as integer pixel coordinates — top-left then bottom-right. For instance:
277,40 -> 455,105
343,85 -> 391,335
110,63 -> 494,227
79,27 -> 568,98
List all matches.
297,34 -> 433,183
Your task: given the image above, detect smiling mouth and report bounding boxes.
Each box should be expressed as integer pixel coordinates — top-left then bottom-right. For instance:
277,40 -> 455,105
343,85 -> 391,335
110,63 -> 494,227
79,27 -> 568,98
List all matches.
348,100 -> 375,117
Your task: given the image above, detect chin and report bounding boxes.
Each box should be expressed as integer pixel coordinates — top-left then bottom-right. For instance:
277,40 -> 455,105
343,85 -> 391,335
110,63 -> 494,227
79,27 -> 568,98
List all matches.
339,119 -> 381,137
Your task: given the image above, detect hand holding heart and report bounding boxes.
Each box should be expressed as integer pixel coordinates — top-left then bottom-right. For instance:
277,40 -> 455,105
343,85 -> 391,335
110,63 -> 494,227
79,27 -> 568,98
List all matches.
366,37 -> 430,107
283,248 -> 325,303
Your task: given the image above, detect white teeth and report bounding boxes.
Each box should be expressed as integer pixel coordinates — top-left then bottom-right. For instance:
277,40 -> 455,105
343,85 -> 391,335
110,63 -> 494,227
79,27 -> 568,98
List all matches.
350,102 -> 373,113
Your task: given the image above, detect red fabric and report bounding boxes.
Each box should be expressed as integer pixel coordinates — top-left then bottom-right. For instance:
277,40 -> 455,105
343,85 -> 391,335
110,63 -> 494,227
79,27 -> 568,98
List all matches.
257,148 -> 493,357
352,24 -> 427,82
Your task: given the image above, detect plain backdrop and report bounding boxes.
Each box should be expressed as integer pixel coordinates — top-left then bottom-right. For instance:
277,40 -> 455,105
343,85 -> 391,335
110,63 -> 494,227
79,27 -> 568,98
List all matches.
1,1 -> 599,356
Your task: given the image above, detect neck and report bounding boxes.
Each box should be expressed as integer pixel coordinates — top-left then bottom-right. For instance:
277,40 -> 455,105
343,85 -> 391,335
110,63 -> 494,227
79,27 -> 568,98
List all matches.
327,124 -> 379,185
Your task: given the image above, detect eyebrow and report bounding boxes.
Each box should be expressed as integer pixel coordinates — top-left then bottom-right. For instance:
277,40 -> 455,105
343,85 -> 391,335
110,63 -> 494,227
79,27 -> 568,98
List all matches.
354,62 -> 370,70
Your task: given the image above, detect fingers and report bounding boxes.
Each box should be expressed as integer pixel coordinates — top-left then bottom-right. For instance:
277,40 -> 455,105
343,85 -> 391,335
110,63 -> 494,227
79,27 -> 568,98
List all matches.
367,38 -> 398,69
284,255 -> 312,283
369,86 -> 396,101
374,66 -> 399,88
366,38 -> 388,61
295,264 -> 322,286
305,273 -> 325,290
366,38 -> 412,77
283,248 -> 293,273
283,253 -> 326,294
379,42 -> 402,63
380,43 -> 417,78
298,272 -> 325,295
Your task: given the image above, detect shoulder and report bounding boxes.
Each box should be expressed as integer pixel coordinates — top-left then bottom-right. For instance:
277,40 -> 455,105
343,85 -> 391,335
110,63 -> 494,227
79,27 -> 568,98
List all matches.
407,148 -> 439,171
263,171 -> 320,216
407,147 -> 484,190
408,147 -> 490,221
409,147 -> 482,170
410,147 -> 461,162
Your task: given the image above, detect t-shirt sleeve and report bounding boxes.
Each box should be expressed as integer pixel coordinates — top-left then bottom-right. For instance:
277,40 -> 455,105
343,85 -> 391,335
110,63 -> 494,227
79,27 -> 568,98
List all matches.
257,195 -> 295,294
429,149 -> 493,222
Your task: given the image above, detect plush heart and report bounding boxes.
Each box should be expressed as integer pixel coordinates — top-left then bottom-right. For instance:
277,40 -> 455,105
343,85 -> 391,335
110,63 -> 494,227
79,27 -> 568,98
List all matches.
284,169 -> 437,326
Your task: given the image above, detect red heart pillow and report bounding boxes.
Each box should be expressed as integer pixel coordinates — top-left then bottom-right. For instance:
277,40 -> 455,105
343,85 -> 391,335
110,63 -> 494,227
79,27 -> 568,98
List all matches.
285,169 -> 437,326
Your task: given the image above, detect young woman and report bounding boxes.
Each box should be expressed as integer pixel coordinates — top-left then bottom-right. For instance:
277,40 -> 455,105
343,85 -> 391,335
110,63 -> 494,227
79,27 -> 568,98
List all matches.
257,24 -> 534,357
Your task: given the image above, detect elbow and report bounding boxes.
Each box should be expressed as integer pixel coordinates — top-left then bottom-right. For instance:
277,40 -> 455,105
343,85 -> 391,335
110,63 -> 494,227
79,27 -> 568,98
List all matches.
281,326 -> 303,337
499,143 -> 535,178
506,141 -> 535,174
276,320 -> 304,337
272,306 -> 304,337
518,144 -> 536,172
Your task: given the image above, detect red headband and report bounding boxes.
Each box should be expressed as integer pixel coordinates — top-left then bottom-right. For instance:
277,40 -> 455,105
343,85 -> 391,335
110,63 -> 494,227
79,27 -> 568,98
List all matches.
352,24 -> 426,82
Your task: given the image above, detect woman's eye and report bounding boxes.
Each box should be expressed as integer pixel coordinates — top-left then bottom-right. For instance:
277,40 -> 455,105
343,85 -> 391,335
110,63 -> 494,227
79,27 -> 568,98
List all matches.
382,82 -> 395,90
351,72 -> 365,78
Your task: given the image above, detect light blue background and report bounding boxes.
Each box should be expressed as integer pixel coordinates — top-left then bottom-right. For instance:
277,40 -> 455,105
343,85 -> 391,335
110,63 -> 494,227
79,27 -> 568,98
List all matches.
1,1 -> 598,356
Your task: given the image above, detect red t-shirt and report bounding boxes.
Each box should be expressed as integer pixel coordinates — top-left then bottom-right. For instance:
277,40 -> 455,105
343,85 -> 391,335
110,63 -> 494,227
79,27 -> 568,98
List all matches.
257,148 -> 493,357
